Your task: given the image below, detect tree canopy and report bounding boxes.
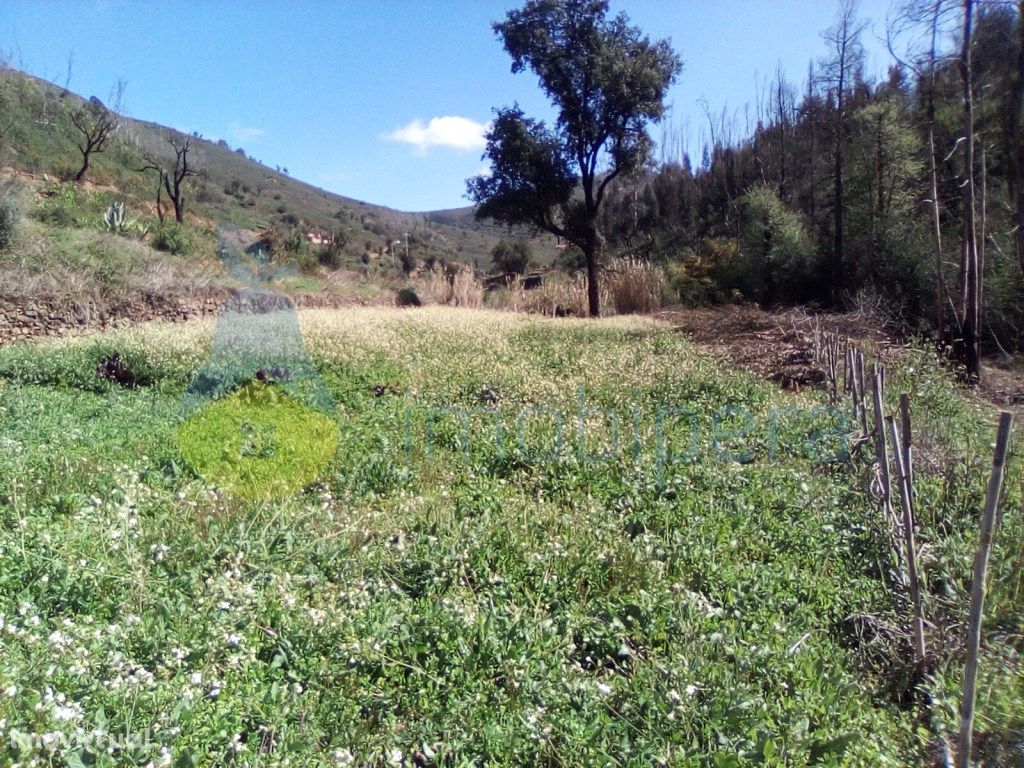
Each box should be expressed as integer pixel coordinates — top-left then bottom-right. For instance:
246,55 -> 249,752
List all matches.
468,0 -> 681,316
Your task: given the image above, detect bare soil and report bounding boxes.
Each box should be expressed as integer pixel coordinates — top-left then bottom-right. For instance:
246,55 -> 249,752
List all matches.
654,304 -> 1024,411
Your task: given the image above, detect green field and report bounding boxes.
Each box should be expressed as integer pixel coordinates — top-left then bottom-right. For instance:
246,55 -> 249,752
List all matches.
0,308 -> 1020,767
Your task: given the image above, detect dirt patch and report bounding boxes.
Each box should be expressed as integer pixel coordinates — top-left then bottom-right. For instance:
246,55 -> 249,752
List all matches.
654,304 -> 1024,410
654,305 -> 888,391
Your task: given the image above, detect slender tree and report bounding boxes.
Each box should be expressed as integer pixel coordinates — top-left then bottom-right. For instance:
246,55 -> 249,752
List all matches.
70,83 -> 123,183
887,0 -> 956,336
819,0 -> 866,303
140,135 -> 200,224
1013,0 -> 1024,274
467,0 -> 681,316
959,0 -> 982,381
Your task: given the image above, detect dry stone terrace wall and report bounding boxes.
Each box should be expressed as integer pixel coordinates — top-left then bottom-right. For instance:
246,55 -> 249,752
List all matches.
0,289 -> 383,344
0,293 -> 225,344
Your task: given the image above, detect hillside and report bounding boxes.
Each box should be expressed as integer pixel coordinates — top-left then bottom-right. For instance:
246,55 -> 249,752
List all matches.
0,66 -> 556,310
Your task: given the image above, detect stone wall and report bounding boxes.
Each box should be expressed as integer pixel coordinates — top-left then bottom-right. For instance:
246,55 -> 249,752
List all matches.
0,293 -> 225,344
0,289 -> 384,345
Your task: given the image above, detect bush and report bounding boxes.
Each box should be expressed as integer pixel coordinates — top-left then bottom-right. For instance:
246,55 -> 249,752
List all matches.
32,183 -> 86,228
318,243 -> 345,270
396,287 -> 421,307
664,259 -> 724,307
282,227 -> 308,256
736,186 -> 815,305
491,239 -> 531,275
296,250 -> 319,275
0,196 -> 18,250
151,223 -> 194,255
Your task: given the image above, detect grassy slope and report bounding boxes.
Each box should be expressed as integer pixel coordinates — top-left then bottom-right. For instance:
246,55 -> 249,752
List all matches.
0,67 -> 556,285
0,309 -> 1019,766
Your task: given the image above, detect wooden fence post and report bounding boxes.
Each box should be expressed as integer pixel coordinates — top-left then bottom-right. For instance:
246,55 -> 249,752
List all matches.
887,416 -> 927,663
856,350 -> 868,439
900,393 -> 913,490
870,367 -> 901,566
956,411 -> 1014,768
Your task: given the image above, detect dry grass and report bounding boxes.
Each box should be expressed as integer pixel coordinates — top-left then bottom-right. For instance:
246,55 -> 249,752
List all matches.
486,259 -> 667,317
409,267 -> 484,308
608,257 -> 667,315
0,224 -> 223,302
448,268 -> 483,308
485,272 -> 596,316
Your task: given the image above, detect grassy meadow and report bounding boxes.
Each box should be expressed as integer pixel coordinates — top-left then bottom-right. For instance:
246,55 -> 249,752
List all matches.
0,308 -> 1020,767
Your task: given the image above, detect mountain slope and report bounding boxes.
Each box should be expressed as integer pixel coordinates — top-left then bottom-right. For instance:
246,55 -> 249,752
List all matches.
0,66 -> 548,275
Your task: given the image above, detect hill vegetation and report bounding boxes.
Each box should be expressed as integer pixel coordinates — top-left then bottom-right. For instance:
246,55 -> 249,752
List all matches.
0,66 -> 559,311
0,2 -> 1022,765
593,1 -> 1023,370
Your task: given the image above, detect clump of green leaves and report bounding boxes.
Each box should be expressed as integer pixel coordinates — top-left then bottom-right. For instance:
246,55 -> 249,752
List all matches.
32,182 -> 87,227
491,238 -> 531,275
735,185 -> 816,305
151,222 -> 194,255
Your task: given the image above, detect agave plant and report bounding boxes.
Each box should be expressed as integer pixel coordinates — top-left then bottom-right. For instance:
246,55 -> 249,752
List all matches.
103,200 -> 126,233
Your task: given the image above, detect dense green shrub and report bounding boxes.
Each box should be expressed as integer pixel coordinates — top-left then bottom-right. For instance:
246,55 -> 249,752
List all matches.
282,227 -> 308,256
664,258 -> 724,306
32,183 -> 86,227
296,250 -> 319,275
396,287 -> 421,307
0,196 -> 18,250
986,249 -> 1024,354
151,223 -> 195,255
736,186 -> 816,305
491,238 -> 531,274
318,243 -> 345,270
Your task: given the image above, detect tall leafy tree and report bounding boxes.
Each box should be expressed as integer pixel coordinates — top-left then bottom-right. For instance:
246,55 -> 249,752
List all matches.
467,0 -> 681,316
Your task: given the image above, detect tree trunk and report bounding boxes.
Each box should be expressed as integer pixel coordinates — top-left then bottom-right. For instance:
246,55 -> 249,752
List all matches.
928,106 -> 947,339
584,243 -> 600,317
833,126 -> 844,304
832,43 -> 847,307
834,29 -> 849,305
74,154 -> 89,183
155,178 -> 164,224
174,199 -> 185,224
1014,0 -> 1024,274
959,0 -> 981,383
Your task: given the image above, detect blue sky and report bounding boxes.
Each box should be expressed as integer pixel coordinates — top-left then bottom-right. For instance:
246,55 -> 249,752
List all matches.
1,1 -> 895,212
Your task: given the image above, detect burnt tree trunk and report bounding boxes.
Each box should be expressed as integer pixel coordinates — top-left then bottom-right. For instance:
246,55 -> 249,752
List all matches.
1014,0 -> 1024,274
959,0 -> 981,383
585,244 -> 600,318
74,156 -> 90,183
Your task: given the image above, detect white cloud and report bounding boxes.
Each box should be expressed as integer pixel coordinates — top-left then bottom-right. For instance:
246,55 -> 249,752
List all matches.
383,116 -> 488,154
474,161 -> 492,177
229,122 -> 266,143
